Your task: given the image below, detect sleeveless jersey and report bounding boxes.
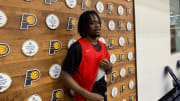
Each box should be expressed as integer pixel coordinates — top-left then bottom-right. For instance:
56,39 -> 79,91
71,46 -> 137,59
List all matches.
72,38 -> 109,101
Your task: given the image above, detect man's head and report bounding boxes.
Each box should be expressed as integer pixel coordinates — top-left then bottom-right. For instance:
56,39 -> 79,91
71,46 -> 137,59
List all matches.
78,10 -> 101,38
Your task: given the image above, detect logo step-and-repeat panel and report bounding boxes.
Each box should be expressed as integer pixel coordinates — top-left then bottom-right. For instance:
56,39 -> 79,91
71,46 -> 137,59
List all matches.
0,0 -> 136,100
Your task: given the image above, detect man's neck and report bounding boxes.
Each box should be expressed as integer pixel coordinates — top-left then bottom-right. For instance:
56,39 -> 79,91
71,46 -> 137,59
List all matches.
85,36 -> 98,45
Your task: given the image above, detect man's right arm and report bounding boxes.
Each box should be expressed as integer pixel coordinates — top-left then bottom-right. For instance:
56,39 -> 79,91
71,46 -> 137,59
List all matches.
61,71 -> 90,98
61,71 -> 104,101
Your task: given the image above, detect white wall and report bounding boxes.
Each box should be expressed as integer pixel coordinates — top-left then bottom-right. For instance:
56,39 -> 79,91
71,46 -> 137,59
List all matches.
135,0 -> 180,100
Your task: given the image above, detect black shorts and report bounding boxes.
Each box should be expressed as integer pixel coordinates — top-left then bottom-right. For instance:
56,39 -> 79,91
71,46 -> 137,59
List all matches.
92,76 -> 107,97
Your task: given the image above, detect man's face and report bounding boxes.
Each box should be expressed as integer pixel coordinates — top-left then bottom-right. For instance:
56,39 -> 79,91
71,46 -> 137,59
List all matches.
87,14 -> 101,38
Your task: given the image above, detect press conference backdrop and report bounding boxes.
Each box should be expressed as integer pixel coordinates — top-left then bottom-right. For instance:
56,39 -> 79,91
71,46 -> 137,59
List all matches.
0,0 -> 136,101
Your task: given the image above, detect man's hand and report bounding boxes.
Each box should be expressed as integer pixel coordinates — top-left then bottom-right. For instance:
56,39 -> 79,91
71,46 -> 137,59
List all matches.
100,59 -> 112,70
87,92 -> 104,101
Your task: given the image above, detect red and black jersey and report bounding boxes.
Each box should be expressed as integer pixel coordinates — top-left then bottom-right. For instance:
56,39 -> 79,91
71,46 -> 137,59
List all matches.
73,38 -> 109,101
62,38 -> 109,101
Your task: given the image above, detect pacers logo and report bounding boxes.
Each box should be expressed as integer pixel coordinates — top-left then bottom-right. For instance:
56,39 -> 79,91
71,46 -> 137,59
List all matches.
121,84 -> 126,94
126,7 -> 131,16
111,71 -> 117,82
20,13 -> 37,30
0,43 -> 10,57
120,53 -> 125,63
128,67 -> 133,75
127,37 -> 132,45
118,21 -> 124,31
129,95 -> 134,101
24,69 -> 40,87
101,20 -> 104,28
51,89 -> 64,101
67,17 -> 77,30
107,3 -> 114,13
82,0 -> 91,10
109,38 -> 115,49
49,40 -> 62,55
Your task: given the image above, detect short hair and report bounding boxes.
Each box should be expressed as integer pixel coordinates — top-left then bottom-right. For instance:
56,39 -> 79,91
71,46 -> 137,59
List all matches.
78,10 -> 101,38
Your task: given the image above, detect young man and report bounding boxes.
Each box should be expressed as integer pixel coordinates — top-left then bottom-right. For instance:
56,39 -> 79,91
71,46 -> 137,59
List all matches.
61,10 -> 112,101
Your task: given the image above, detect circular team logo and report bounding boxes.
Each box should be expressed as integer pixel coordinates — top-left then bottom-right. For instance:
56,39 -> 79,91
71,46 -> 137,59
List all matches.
128,51 -> 133,61
119,37 -> 125,46
0,43 -> 10,57
118,5 -> 124,15
0,10 -> 8,28
0,73 -> 12,93
68,39 -> 76,49
27,94 -> 42,101
46,14 -> 60,30
110,54 -> 116,64
65,0 -> 77,8
120,68 -> 126,78
98,37 -> 105,44
122,99 -> 127,101
129,80 -> 134,89
111,87 -> 118,97
96,1 -> 104,13
49,64 -> 61,79
127,22 -> 132,31
22,40 -> 39,57
108,20 -> 115,31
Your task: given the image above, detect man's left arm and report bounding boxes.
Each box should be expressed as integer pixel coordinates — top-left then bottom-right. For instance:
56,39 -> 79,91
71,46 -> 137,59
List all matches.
100,59 -> 112,74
